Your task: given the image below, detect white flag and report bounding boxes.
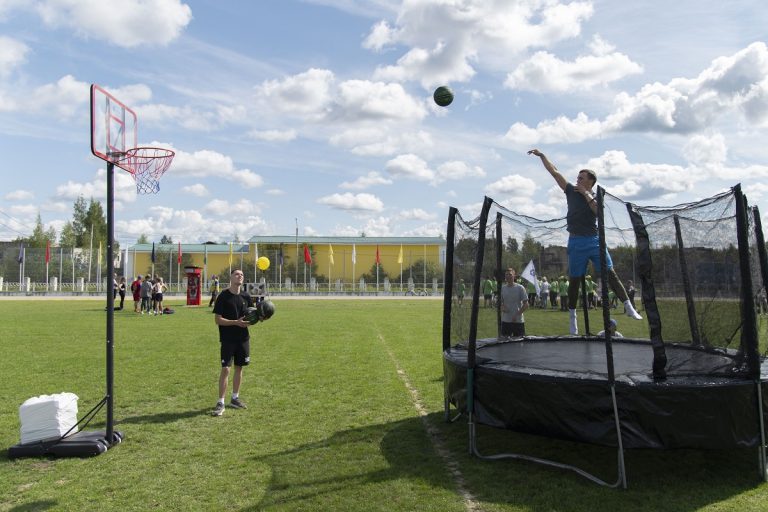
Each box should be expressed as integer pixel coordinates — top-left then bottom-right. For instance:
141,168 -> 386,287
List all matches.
351,244 -> 357,264
522,259 -> 540,294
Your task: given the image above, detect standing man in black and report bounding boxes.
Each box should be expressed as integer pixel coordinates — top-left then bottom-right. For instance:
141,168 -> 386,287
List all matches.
211,269 -> 253,416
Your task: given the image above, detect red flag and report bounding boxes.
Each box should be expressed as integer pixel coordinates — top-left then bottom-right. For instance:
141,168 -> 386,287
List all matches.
177,241 -> 182,264
45,240 -> 50,264
376,245 -> 380,265
303,244 -> 312,264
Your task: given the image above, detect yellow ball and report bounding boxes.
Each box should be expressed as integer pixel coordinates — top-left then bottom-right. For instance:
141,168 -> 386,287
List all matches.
257,256 -> 270,271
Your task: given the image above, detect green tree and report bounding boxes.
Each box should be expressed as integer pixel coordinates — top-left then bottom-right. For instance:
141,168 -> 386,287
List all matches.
59,221 -> 77,247
137,233 -> 149,244
160,234 -> 173,244
28,213 -> 56,247
72,196 -> 88,246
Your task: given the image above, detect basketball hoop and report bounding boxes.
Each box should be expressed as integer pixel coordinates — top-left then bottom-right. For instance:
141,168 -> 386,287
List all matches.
116,147 -> 175,194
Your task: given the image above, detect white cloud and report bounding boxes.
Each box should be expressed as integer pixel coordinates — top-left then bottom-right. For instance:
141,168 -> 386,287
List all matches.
367,1 -> 594,87
256,68 -> 334,120
266,189 -> 284,196
397,208 -> 436,221
0,36 -> 29,76
180,184 -> 209,197
35,0 -> 192,47
583,150 -> 692,199
247,129 -> 298,142
340,171 -> 393,190
505,37 -> 643,93
4,189 -> 34,201
317,192 -> 384,212
55,167 -> 138,204
435,160 -> 485,182
330,127 -> 433,157
486,174 -> 538,197
337,80 -> 426,121
503,42 -> 768,145
168,147 -> 263,188
504,112 -> 603,146
385,154 -> 434,181
682,133 -> 727,169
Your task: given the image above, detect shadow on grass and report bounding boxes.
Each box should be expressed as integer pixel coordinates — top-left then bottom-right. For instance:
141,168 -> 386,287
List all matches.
116,408 -> 211,425
8,500 -> 57,511
243,413 -> 763,512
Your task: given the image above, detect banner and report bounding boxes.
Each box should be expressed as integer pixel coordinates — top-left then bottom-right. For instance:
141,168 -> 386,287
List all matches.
177,241 -> 182,264
397,244 -> 403,264
376,245 -> 380,265
328,244 -> 334,266
521,259 -> 540,294
45,240 -> 50,264
303,244 -> 312,264
151,242 -> 156,263
351,244 -> 356,264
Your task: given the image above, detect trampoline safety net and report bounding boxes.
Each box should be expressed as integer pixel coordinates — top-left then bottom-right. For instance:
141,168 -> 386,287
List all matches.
443,186 -> 768,380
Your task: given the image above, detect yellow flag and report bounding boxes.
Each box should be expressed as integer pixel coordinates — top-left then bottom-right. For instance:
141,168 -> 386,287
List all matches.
397,244 -> 403,264
328,244 -> 334,265
229,242 -> 233,266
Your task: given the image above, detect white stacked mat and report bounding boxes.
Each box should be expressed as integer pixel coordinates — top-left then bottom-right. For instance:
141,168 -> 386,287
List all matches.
19,392 -> 79,444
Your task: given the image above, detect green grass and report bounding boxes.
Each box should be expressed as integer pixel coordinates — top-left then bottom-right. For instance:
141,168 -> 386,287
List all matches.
0,299 -> 767,511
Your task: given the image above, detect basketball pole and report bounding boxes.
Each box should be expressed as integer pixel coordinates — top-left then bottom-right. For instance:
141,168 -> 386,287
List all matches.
106,160 -> 116,444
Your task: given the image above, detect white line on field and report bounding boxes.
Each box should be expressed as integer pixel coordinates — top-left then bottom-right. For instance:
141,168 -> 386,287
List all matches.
378,333 -> 481,512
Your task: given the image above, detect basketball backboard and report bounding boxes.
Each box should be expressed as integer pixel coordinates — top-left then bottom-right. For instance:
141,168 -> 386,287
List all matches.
90,84 -> 137,167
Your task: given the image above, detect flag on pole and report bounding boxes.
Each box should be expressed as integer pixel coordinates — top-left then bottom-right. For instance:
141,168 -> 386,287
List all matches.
98,241 -> 102,267
45,240 -> 50,264
351,244 -> 356,264
521,259 -> 540,294
303,244 -> 312,264
328,244 -> 334,266
397,245 -> 403,264
376,245 -> 380,265
151,242 -> 156,263
279,243 -> 284,265
203,244 -> 208,265
177,241 -> 182,264
17,243 -> 24,264
229,242 -> 233,267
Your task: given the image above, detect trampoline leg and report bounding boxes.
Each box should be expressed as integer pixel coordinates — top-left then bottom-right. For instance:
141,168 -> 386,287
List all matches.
466,385 -> 627,489
756,381 -> 768,481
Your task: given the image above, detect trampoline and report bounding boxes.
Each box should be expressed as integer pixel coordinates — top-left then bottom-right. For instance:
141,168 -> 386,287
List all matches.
442,187 -> 768,487
444,337 -> 767,450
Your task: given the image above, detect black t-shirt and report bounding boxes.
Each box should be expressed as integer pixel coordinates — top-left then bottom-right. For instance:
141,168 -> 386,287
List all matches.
213,289 -> 253,343
565,183 -> 597,236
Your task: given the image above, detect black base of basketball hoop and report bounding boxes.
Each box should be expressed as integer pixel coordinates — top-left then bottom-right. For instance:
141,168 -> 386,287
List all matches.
8,430 -> 124,459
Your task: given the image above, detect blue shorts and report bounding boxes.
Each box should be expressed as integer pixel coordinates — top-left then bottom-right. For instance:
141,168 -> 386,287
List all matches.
567,235 -> 613,277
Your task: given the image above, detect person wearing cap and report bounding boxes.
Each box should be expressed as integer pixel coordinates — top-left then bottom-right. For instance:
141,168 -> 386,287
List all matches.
528,149 -> 643,335
597,318 -> 624,338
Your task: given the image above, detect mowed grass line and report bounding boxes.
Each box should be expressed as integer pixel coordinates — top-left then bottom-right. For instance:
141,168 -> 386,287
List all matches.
1,299 -> 768,511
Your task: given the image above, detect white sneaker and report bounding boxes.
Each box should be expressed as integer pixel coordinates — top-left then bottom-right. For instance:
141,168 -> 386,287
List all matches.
569,309 -> 578,335
624,300 -> 643,320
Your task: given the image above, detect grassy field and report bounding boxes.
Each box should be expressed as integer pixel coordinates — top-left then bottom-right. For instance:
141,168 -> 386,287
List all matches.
1,298 -> 767,511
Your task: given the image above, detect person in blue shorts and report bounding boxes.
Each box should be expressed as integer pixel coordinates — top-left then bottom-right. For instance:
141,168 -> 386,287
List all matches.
528,149 -> 642,335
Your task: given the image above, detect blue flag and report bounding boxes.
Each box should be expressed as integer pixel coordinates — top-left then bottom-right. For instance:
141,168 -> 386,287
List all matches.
151,242 -> 155,263
16,243 -> 24,264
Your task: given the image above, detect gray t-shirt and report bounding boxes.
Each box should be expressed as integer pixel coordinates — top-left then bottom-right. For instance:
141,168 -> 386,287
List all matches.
501,282 -> 527,323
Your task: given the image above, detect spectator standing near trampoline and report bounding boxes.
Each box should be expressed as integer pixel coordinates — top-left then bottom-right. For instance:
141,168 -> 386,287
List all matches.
140,276 -> 152,315
501,268 -> 528,337
212,269 -> 253,416
528,148 -> 642,335
209,275 -> 220,308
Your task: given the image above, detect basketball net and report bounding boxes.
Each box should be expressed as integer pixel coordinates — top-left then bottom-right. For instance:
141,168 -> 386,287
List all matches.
115,147 -> 175,194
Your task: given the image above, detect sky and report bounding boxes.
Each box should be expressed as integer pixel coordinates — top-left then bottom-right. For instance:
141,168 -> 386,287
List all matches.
1,0 -> 768,246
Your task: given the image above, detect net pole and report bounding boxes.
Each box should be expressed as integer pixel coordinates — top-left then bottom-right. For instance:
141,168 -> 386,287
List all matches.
752,207 -> 768,315
495,213 -> 503,338
442,207 -> 457,352
733,185 -> 760,377
673,215 -> 702,346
